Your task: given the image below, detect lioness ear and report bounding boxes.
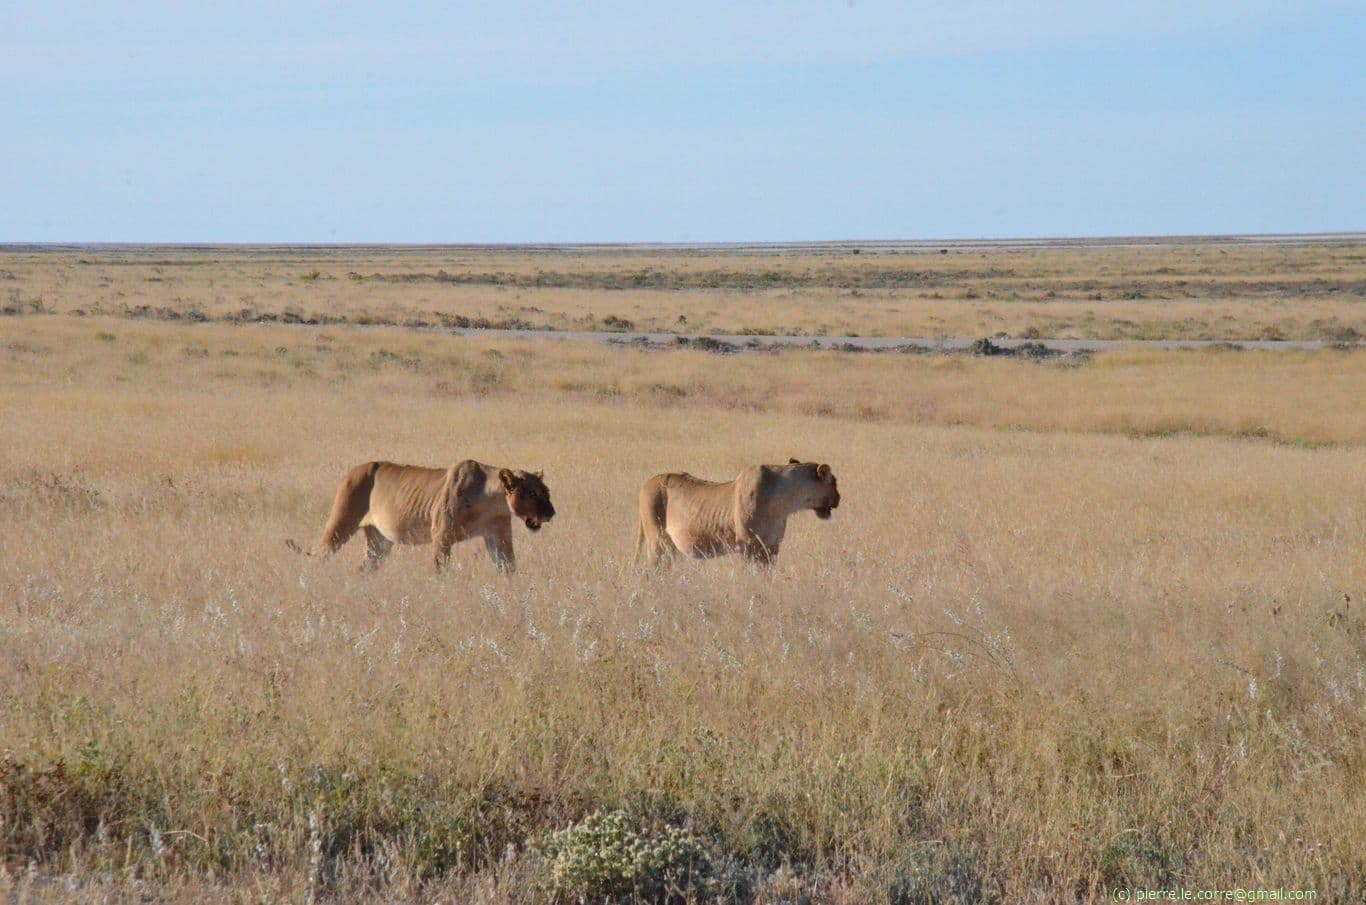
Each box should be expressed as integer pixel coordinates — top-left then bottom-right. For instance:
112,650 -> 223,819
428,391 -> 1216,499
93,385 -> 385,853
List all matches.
789,457 -> 801,465
499,468 -> 517,491
817,464 -> 831,478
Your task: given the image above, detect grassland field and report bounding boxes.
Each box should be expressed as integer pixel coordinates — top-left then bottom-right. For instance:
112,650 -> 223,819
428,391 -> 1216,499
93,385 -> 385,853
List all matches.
1,244 -> 1363,903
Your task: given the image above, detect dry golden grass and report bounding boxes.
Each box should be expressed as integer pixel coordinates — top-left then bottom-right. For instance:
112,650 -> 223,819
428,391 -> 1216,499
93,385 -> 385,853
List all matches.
3,240 -> 1363,341
1,314 -> 1363,902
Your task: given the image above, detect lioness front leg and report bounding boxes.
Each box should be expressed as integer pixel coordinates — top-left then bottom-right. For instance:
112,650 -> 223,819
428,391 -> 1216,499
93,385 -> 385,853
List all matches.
739,537 -> 777,567
432,522 -> 461,573
483,525 -> 516,574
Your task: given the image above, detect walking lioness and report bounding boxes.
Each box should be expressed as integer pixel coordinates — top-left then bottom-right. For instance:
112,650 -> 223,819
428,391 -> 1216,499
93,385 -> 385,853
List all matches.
288,460 -> 554,573
637,458 -> 840,568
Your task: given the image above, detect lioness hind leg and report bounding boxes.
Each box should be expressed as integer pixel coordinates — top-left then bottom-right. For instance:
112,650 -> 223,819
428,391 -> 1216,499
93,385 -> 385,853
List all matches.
363,526 -> 393,571
314,462 -> 379,556
644,531 -> 678,569
636,479 -> 677,570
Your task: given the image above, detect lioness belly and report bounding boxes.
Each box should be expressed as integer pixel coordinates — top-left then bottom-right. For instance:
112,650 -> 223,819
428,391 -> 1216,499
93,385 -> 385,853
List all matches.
362,511 -> 431,545
667,523 -> 734,558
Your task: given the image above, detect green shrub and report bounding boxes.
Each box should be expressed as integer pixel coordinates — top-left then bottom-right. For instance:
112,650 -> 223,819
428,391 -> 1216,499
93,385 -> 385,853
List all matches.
877,844 -> 997,905
1098,831 -> 1183,890
534,810 -> 714,903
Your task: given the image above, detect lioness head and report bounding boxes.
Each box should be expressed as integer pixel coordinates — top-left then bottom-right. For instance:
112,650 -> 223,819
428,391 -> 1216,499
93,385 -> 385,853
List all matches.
788,458 -> 840,519
499,468 -> 556,531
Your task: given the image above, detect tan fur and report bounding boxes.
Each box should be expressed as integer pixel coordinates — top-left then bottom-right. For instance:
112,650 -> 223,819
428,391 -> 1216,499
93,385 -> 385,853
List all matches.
637,459 -> 840,568
288,460 -> 554,574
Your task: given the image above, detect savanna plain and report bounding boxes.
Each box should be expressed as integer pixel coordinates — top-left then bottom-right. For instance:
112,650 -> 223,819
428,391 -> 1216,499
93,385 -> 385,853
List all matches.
1,242 -> 1363,903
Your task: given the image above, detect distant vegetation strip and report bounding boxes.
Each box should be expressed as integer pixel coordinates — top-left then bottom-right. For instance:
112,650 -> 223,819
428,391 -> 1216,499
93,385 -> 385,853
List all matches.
4,306 -> 1355,356
351,267 -> 1364,296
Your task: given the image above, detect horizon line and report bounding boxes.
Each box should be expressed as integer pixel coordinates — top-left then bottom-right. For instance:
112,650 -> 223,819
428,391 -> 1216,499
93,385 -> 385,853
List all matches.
3,231 -> 1364,254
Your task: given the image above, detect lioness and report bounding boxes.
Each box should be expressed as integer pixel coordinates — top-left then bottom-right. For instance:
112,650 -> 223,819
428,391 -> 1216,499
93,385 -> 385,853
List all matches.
288,460 -> 554,573
637,458 -> 840,568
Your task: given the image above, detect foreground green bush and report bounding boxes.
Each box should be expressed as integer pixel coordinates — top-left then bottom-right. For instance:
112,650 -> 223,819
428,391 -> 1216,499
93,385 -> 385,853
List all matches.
534,810 -> 715,903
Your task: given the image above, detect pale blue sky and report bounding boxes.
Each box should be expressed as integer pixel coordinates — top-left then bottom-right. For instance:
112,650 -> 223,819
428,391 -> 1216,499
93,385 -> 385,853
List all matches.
2,1 -> 1362,242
